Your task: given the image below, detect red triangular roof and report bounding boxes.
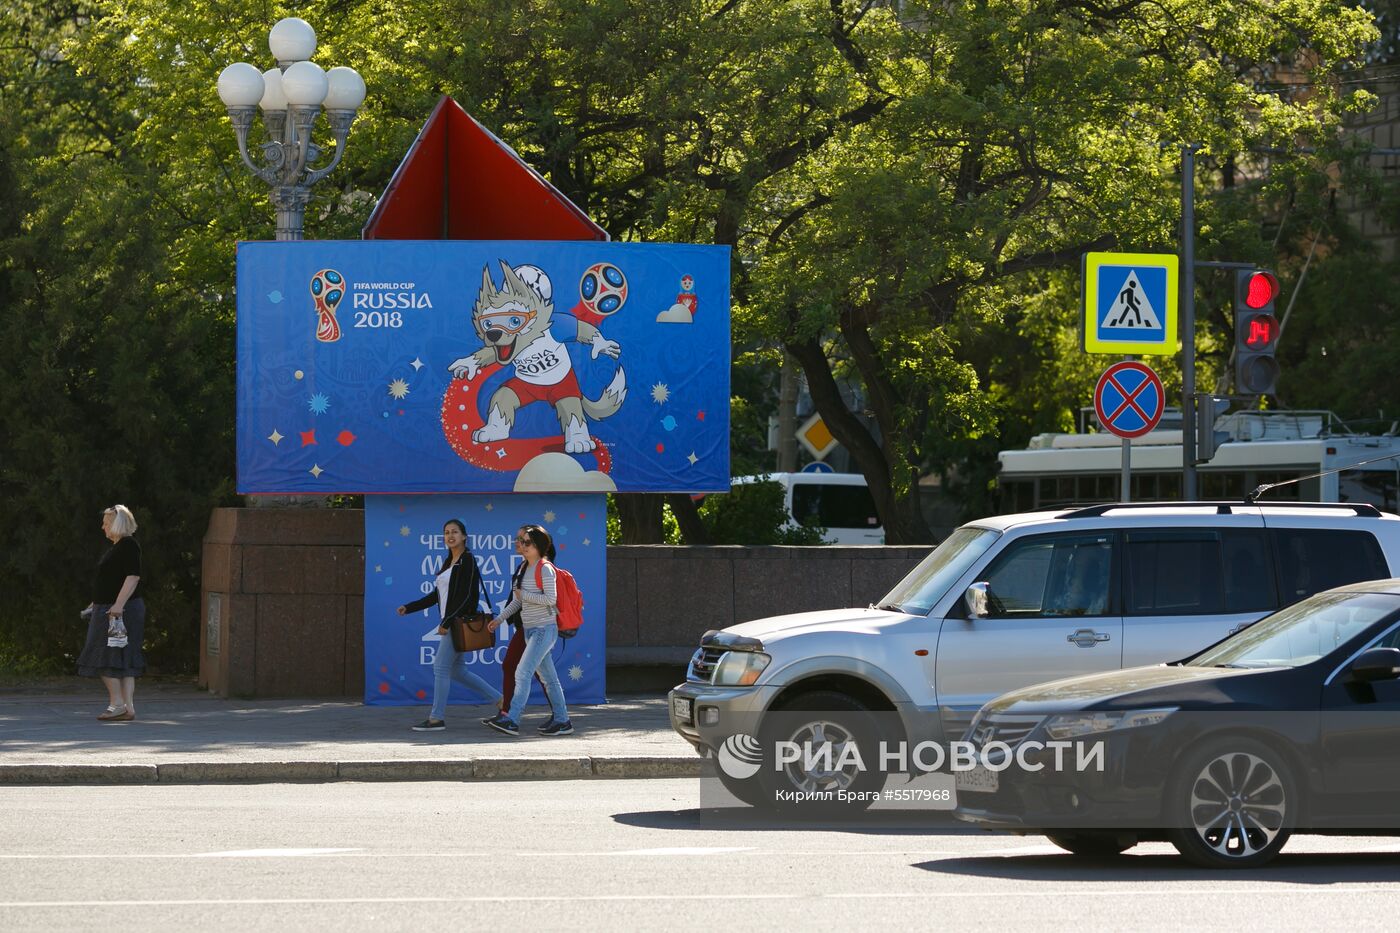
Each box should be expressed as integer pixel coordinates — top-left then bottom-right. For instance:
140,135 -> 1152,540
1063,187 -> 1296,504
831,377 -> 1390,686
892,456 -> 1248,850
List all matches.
362,96 -> 607,242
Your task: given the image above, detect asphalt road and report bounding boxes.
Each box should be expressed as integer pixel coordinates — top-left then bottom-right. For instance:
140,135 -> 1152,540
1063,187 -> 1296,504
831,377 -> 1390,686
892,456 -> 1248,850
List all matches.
2,779 -> 1399,931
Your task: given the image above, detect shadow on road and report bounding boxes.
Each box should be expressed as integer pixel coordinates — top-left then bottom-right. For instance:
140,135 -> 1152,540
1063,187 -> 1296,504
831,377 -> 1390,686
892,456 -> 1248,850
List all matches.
612,806 -> 978,836
916,848 -> 1400,884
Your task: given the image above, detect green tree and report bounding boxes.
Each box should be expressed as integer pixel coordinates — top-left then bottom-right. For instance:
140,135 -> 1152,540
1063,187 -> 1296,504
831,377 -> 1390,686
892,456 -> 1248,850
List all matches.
0,0 -> 1386,670
749,1 -> 1376,540
0,2 -> 237,668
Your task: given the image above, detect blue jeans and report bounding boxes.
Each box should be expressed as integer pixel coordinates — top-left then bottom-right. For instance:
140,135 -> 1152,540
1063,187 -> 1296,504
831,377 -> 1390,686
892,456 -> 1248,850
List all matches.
430,638 -> 504,722
506,625 -> 568,724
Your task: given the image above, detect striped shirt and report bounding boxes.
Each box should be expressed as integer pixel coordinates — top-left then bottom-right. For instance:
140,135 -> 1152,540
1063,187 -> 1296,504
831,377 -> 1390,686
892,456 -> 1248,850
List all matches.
498,560 -> 557,629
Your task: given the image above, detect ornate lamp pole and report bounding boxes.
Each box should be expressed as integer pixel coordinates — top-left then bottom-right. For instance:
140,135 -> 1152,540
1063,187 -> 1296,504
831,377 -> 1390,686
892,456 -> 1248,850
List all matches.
217,17 -> 366,241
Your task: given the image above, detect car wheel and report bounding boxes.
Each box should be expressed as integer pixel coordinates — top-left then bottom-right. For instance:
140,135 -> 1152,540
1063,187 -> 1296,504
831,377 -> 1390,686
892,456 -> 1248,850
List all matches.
759,690 -> 885,812
1166,736 -> 1296,869
1045,832 -> 1135,857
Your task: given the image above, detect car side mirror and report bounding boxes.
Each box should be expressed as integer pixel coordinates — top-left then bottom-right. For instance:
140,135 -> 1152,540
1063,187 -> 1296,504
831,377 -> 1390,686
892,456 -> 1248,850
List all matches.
1349,647 -> 1400,683
964,582 -> 991,619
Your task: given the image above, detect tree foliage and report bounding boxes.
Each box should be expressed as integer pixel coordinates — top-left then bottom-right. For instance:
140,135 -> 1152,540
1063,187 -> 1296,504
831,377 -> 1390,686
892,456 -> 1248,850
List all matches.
0,0 -> 1389,667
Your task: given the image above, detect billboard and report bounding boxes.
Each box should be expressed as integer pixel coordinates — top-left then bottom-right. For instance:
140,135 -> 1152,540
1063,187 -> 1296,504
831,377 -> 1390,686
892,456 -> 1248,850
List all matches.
237,240 -> 730,493
364,494 -> 606,707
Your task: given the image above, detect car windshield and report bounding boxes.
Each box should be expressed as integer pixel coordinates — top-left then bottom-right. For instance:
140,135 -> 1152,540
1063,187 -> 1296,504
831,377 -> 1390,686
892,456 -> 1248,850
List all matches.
878,527 -> 1000,615
1189,591 -> 1400,670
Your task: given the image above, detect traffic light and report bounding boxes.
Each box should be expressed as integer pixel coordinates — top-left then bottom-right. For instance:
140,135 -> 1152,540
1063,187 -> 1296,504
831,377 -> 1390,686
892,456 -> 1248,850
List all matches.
1234,269 -> 1281,396
1194,394 -> 1231,464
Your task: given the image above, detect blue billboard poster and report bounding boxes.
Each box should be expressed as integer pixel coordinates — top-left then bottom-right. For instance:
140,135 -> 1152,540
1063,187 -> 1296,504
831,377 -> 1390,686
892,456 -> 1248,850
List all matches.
363,494 -> 606,707
236,240 -> 730,494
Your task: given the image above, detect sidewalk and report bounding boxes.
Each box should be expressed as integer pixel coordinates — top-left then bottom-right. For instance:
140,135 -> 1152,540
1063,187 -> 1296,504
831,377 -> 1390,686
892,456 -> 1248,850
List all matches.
0,683 -> 701,785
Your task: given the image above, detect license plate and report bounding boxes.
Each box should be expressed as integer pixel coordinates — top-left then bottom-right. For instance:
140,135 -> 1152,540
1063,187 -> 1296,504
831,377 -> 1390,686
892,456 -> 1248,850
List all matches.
955,764 -> 999,794
671,696 -> 693,725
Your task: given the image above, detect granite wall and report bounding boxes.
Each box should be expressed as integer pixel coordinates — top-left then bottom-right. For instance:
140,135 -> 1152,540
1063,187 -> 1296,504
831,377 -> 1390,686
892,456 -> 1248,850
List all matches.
199,508 -> 365,698
198,508 -> 929,697
604,545 -> 929,664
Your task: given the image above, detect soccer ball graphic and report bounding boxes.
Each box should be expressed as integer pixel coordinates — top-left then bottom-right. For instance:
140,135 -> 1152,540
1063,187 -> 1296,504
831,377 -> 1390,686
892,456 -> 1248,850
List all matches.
513,264 -> 553,303
578,262 -> 627,317
309,268 -> 345,343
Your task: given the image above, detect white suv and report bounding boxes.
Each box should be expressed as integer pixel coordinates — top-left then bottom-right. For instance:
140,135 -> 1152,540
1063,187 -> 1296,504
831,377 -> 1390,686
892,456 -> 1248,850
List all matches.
669,502 -> 1400,803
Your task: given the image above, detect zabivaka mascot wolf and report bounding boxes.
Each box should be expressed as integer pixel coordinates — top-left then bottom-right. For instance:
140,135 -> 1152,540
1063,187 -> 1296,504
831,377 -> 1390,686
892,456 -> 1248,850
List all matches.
449,261 -> 626,454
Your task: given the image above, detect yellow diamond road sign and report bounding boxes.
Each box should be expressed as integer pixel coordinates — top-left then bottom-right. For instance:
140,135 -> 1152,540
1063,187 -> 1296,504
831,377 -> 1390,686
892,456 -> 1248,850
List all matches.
798,413 -> 838,460
1082,251 -> 1179,355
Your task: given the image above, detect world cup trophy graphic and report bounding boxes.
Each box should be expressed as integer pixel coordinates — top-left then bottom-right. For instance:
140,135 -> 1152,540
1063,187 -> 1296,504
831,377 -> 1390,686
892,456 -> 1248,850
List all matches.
309,269 -> 345,343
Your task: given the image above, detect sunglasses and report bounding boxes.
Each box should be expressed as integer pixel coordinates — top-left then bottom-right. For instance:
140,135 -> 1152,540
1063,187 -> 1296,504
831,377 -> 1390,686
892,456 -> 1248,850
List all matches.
514,535 -> 532,544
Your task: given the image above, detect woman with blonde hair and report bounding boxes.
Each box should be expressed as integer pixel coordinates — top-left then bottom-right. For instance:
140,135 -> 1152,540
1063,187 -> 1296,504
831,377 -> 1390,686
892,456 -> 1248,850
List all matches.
78,505 -> 145,721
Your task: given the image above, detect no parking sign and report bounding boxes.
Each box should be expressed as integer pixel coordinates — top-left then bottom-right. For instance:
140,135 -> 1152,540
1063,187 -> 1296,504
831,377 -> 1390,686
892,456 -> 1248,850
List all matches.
1094,361 -> 1165,439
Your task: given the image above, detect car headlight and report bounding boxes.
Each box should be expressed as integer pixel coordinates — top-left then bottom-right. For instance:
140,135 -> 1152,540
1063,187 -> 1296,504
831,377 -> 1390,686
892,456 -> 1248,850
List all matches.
712,650 -> 772,686
1043,707 -> 1176,740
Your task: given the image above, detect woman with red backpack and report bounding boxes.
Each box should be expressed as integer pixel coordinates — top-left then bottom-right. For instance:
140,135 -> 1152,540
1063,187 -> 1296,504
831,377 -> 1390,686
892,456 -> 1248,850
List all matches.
486,531 -> 545,724
483,524 -> 572,737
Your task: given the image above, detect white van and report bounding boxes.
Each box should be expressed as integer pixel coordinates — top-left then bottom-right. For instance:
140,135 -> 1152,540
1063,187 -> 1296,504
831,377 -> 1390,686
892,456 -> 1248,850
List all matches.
732,472 -> 885,544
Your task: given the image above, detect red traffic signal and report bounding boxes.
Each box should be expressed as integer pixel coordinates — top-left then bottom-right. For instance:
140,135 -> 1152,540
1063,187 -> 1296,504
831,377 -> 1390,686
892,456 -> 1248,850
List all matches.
1234,268 -> 1280,396
1242,313 -> 1279,350
1241,271 -> 1279,310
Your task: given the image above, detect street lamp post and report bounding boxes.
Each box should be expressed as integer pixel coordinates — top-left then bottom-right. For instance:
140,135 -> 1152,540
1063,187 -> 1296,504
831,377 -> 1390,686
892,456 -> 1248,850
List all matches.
216,17 -> 366,241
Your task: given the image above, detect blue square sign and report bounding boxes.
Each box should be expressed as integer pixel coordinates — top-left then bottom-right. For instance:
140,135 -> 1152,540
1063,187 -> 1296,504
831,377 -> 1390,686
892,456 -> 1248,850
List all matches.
1083,252 -> 1179,355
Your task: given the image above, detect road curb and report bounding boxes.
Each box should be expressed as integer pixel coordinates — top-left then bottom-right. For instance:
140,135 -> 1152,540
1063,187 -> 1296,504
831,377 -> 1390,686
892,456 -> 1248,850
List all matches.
0,756 -> 703,785
591,756 -> 706,778
0,764 -> 159,784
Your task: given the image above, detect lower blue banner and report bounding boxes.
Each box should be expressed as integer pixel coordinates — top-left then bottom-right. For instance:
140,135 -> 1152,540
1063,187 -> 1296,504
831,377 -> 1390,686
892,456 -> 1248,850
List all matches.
364,494 -> 607,707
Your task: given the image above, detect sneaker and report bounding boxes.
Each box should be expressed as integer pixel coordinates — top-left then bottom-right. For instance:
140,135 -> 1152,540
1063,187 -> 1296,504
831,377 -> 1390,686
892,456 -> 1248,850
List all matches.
411,719 -> 446,732
538,720 -> 574,736
484,714 -> 519,737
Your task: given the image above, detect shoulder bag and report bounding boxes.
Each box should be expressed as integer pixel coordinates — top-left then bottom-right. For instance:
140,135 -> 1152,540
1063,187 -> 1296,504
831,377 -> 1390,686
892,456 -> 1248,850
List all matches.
446,559 -> 495,653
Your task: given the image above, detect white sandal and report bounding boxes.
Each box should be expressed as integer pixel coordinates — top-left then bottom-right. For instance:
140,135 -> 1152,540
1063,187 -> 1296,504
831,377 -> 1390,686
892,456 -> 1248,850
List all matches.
96,704 -> 127,721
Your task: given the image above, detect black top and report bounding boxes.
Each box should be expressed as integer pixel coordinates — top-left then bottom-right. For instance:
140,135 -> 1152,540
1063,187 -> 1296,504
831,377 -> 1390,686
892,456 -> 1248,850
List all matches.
401,551 -> 489,621
94,536 -> 142,604
507,562 -> 527,627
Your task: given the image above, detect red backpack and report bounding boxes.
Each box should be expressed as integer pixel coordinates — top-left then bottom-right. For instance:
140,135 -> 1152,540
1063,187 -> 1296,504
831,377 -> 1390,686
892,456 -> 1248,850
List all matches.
536,560 -> 584,638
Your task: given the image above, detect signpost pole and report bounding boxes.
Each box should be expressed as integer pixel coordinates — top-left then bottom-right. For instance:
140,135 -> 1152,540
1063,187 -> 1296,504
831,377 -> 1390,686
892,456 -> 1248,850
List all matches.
1181,144 -> 1200,498
1121,437 -> 1131,502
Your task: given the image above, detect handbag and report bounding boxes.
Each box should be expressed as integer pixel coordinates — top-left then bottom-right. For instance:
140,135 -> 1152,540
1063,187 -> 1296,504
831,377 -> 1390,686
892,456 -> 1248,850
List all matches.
446,559 -> 495,653
449,613 -> 493,652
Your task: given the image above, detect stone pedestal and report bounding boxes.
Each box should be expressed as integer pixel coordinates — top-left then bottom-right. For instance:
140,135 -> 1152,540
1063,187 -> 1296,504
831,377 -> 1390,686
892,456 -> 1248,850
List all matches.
199,508 -> 364,698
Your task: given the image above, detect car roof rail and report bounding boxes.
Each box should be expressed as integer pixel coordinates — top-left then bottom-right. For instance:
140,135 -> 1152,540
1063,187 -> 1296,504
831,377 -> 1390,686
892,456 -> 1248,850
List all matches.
1057,501 -> 1383,519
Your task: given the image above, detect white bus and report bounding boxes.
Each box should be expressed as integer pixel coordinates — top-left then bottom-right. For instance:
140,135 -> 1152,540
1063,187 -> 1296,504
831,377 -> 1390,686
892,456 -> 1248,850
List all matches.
997,410 -> 1400,513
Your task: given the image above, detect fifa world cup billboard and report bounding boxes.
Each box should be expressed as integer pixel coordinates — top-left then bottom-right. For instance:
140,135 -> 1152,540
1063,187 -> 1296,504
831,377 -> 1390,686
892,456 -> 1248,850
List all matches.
236,240 -> 730,494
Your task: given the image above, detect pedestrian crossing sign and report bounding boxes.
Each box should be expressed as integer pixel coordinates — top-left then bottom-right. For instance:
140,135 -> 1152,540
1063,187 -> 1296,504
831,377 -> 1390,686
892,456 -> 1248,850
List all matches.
1082,252 -> 1179,355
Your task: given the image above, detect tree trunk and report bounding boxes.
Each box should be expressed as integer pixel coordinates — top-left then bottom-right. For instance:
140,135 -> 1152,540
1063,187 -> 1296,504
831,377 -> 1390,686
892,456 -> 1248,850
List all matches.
882,467 -> 937,546
615,493 -> 666,544
783,336 -> 935,544
777,354 -> 799,471
667,493 -> 710,544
